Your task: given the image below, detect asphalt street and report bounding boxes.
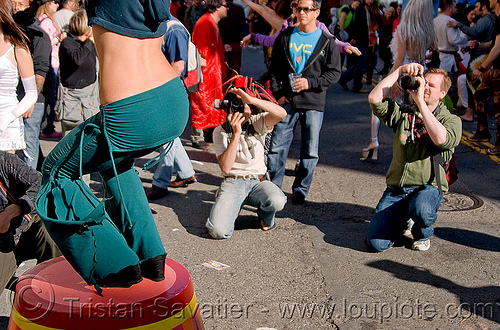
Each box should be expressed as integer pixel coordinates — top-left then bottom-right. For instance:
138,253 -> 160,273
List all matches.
1,46 -> 499,330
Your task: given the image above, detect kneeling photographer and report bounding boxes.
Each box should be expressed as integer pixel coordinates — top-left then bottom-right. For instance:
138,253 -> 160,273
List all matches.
0,151 -> 60,290
365,63 -> 462,252
206,84 -> 287,239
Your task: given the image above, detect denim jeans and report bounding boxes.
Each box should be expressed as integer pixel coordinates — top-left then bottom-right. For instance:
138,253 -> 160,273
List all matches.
152,137 -> 195,188
22,102 -> 44,169
206,179 -> 286,238
267,103 -> 324,197
366,185 -> 443,252
339,44 -> 368,92
41,68 -> 59,135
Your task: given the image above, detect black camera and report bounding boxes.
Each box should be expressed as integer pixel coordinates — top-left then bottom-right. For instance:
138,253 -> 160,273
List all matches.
401,74 -> 421,90
0,205 -> 29,253
214,91 -> 245,113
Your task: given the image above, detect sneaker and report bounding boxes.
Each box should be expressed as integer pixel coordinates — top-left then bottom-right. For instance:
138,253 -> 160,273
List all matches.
168,174 -> 198,188
291,192 -> 306,205
486,147 -> 500,155
411,239 -> 430,251
40,131 -> 62,140
402,228 -> 412,239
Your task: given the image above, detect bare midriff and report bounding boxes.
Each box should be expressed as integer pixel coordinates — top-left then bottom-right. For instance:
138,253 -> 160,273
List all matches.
92,25 -> 178,105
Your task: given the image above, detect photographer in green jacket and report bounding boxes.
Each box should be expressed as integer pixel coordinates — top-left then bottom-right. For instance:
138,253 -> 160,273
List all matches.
366,63 -> 462,252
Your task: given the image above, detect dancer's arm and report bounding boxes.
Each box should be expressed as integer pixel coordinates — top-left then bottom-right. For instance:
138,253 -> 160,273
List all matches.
241,0 -> 284,30
472,34 -> 500,79
13,47 -> 37,118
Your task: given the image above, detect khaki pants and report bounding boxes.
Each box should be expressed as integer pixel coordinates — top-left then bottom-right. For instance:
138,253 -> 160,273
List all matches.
0,215 -> 61,290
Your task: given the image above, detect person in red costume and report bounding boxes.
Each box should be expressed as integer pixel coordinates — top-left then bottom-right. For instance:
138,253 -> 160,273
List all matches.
190,0 -> 229,149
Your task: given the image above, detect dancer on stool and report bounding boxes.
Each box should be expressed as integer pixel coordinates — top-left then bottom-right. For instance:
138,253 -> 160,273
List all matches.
36,0 -> 189,292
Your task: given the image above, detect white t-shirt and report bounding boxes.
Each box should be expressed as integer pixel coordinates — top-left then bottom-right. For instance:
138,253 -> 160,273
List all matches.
213,112 -> 271,177
53,9 -> 74,33
433,14 -> 468,72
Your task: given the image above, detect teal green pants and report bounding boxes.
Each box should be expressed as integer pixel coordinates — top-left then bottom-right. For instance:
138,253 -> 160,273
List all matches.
36,78 -> 189,289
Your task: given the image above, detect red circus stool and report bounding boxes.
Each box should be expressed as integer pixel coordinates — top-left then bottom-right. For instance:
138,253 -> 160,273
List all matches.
8,257 -> 204,330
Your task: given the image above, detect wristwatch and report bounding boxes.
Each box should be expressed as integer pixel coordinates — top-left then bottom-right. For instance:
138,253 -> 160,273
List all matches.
478,67 -> 486,73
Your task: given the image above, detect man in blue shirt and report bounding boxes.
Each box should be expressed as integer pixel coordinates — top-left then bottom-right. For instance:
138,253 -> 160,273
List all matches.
267,0 -> 341,204
146,17 -> 198,200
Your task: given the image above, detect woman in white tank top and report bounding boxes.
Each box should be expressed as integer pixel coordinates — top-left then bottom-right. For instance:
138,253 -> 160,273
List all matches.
0,0 -> 37,153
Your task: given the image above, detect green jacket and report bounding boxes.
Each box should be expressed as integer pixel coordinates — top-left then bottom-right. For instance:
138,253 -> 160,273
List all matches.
371,99 -> 462,192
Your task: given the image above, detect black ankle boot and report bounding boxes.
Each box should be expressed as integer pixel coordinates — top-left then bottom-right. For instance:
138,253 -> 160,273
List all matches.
98,264 -> 143,287
140,254 -> 166,282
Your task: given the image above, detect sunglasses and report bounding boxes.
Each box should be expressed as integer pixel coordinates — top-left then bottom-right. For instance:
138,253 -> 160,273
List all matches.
295,5 -> 318,13
221,3 -> 229,8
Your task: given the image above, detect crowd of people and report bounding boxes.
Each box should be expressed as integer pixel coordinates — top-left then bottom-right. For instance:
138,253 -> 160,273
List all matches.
0,0 -> 499,291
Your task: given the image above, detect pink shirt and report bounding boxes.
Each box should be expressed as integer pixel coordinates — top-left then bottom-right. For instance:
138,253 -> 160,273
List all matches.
39,14 -> 60,69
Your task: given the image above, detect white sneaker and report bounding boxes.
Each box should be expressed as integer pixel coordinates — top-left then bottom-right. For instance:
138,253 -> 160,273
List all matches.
402,219 -> 414,238
411,239 -> 430,251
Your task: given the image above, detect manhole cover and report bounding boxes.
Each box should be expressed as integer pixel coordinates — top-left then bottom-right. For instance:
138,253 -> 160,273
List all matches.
439,192 -> 484,212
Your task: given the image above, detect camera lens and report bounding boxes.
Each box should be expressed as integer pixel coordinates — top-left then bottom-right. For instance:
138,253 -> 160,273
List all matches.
231,98 -> 243,108
401,75 -> 420,90
231,98 -> 245,113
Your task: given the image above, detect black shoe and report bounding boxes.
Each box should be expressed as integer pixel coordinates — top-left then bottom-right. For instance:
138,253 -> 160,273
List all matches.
140,254 -> 166,282
339,81 -> 349,91
353,88 -> 371,94
192,141 -> 209,150
5,275 -> 18,291
98,264 -> 143,288
291,192 -> 306,205
467,135 -> 490,142
146,185 -> 169,200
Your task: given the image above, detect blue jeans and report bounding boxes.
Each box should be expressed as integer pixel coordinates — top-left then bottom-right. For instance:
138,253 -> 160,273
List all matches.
42,68 -> 59,135
22,102 -> 44,169
206,179 -> 287,239
152,137 -> 195,188
366,185 -> 444,252
339,44 -> 368,92
267,103 -> 324,197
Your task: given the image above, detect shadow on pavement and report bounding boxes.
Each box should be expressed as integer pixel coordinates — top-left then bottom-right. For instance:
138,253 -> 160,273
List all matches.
0,316 -> 8,329
147,176 -> 221,238
366,259 -> 500,324
280,199 -> 374,252
434,227 -> 500,252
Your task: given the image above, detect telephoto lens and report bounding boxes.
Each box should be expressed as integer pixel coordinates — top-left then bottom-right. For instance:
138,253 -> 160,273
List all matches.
401,75 -> 420,90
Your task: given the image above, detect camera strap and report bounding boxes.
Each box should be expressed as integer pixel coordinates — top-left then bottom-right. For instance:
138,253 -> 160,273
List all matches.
415,105 -> 450,195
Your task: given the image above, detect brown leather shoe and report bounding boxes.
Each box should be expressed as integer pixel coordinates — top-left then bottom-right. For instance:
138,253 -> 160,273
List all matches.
168,174 -> 198,188
146,185 -> 169,200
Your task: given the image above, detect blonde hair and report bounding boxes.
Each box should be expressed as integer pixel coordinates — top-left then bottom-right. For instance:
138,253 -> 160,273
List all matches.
397,0 -> 435,64
68,9 -> 90,36
425,68 -> 452,92
36,2 -> 55,21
